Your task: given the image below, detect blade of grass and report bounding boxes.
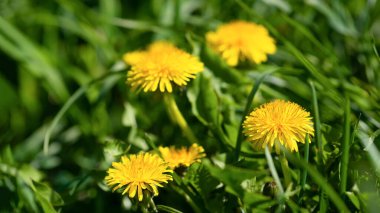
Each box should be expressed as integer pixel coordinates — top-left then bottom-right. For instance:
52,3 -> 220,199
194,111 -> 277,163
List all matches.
284,150 -> 350,212
156,205 -> 183,213
309,81 -> 323,165
298,134 -> 310,204
0,17 -> 69,101
279,14 -> 337,60
340,96 -> 351,194
309,80 -> 328,212
235,0 -> 343,104
43,69 -> 124,154
234,69 -> 277,161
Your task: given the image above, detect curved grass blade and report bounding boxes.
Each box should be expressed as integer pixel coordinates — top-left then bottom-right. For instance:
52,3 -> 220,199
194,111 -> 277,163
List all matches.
309,81 -> 323,165
156,205 -> 183,213
234,69 -> 277,161
43,70 -> 124,154
309,80 -> 328,211
298,134 -> 310,204
340,96 -> 351,194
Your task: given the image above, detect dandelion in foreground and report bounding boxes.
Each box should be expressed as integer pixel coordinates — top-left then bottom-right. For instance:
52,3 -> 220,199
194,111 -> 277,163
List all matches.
123,41 -> 204,93
243,100 -> 314,152
159,144 -> 206,169
206,20 -> 276,66
105,153 -> 173,201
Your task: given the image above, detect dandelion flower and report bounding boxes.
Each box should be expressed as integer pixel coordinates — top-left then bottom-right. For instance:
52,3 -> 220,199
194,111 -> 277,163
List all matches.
206,20 -> 276,66
123,41 -> 204,93
105,153 -> 173,201
159,144 -> 206,169
243,100 -> 314,152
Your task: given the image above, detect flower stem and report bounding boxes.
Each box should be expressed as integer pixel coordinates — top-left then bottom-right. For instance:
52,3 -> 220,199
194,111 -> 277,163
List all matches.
265,146 -> 284,194
149,198 -> 158,213
279,152 -> 292,188
164,93 -> 199,144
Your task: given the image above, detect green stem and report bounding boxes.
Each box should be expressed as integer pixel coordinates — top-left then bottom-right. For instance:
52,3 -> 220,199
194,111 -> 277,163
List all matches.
234,70 -> 276,162
284,149 -> 350,212
265,146 -> 284,194
279,152 -> 292,188
164,94 -> 199,144
309,80 -> 328,211
149,198 -> 158,213
310,81 -> 323,165
340,96 -> 351,194
299,134 -> 310,203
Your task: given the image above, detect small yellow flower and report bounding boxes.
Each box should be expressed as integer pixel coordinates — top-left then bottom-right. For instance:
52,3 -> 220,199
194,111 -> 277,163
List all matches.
159,144 -> 206,169
242,100 -> 314,152
105,153 -> 173,201
206,20 -> 276,66
123,41 -> 204,93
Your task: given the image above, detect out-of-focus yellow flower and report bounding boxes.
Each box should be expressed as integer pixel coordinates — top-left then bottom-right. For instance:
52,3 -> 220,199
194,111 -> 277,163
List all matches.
159,144 -> 206,169
123,41 -> 204,93
105,153 -> 173,201
206,20 -> 276,66
243,100 -> 314,152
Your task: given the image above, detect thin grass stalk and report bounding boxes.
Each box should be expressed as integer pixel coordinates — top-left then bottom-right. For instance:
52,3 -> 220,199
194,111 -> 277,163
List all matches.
299,134 -> 310,204
44,70 -> 124,154
284,150 -> 350,212
156,205 -> 184,213
339,96 -> 351,194
309,81 -> 328,212
309,81 -> 323,165
234,70 -> 276,161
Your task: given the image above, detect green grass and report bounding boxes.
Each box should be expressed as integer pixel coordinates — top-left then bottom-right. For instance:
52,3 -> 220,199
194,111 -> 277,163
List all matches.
1,0 -> 380,212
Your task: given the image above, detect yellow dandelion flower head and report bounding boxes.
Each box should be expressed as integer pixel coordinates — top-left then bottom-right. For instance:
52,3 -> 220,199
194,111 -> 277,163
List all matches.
105,152 -> 173,201
123,41 -> 204,93
242,100 -> 314,152
206,20 -> 276,66
158,143 -> 206,169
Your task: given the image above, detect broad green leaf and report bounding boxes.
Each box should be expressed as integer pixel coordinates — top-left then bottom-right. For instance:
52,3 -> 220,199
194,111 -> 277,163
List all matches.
0,146 -> 15,165
203,159 -> 269,208
187,76 -> 208,125
34,182 -> 64,211
16,176 -> 39,213
196,74 -> 220,127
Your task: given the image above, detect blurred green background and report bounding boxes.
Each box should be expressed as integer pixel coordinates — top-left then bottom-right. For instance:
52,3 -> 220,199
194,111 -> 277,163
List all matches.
1,0 -> 380,212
